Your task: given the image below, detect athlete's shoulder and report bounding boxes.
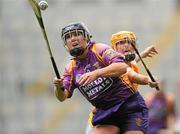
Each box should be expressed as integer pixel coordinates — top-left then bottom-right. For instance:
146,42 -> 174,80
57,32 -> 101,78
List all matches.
90,42 -> 118,56
130,60 -> 139,73
90,42 -> 111,51
64,59 -> 77,74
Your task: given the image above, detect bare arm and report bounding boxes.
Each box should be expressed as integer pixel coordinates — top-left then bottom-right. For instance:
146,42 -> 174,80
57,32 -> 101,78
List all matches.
128,70 -> 159,88
78,62 -> 128,86
135,45 -> 158,63
95,62 -> 127,77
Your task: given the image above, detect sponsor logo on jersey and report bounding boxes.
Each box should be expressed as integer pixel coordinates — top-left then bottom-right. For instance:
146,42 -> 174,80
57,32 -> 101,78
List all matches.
79,77 -> 113,100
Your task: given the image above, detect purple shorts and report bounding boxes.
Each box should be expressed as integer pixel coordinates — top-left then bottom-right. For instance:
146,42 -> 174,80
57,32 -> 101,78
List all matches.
92,92 -> 149,134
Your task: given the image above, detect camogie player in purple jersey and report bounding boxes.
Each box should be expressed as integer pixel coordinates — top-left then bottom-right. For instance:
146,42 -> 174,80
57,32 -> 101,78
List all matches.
53,22 -> 158,134
86,31 -> 159,134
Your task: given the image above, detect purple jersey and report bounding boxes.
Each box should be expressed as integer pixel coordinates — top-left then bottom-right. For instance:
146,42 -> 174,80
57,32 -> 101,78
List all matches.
63,42 -> 135,109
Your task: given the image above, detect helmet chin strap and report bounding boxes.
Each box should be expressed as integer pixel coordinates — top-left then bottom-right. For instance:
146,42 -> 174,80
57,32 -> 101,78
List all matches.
69,46 -> 86,57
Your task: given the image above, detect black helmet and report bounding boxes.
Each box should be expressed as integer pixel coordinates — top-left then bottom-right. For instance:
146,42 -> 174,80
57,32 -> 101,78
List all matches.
61,22 -> 92,45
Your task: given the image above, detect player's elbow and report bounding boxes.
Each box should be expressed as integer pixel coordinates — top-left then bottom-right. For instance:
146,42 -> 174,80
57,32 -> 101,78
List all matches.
57,96 -> 66,102
55,93 -> 66,102
54,89 -> 67,102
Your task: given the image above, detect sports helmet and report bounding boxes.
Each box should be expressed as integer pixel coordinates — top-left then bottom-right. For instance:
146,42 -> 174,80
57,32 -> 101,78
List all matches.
61,22 -> 92,45
111,31 -> 137,50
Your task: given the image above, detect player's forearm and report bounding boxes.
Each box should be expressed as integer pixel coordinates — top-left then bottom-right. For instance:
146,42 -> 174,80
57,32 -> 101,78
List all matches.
135,56 -> 140,63
129,72 -> 149,85
135,51 -> 145,63
95,62 -> 127,77
135,51 -> 148,63
54,86 -> 67,102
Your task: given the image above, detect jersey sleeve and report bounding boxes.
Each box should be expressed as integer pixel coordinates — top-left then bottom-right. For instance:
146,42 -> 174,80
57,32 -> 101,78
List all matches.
92,43 -> 125,65
63,60 -> 77,98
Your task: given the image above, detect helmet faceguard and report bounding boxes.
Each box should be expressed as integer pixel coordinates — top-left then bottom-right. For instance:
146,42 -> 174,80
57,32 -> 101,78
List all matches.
61,22 -> 92,57
61,22 -> 92,45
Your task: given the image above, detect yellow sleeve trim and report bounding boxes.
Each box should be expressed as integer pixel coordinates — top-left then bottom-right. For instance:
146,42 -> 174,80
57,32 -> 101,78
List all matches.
88,112 -> 94,127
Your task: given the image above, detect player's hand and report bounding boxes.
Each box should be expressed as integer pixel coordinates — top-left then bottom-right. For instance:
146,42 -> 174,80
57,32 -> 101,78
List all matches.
141,45 -> 158,58
53,77 -> 66,101
78,71 -> 99,86
53,77 -> 64,88
147,77 -> 159,88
